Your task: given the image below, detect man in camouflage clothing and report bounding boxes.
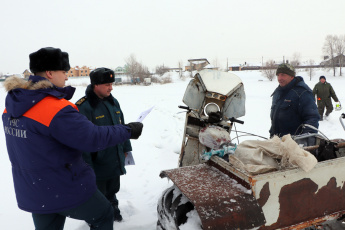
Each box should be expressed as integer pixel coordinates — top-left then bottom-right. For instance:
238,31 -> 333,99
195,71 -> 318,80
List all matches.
312,76 -> 340,121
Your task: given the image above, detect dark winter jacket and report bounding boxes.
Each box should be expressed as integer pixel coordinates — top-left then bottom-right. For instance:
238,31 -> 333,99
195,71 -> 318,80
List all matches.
76,85 -> 132,180
312,81 -> 339,103
269,76 -> 320,137
2,75 -> 131,214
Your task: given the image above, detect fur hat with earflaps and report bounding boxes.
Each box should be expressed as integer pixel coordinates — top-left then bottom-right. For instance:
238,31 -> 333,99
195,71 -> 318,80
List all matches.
29,47 -> 70,73
90,67 -> 115,85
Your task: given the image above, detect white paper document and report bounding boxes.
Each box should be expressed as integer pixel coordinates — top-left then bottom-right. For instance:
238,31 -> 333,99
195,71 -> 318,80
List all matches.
135,106 -> 154,122
125,151 -> 135,166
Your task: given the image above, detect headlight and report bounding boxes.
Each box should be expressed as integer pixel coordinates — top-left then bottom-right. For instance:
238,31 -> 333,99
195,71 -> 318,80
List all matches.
203,102 -> 220,117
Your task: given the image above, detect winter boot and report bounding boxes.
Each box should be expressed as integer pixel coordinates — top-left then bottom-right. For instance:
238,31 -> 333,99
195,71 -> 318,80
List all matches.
112,203 -> 123,222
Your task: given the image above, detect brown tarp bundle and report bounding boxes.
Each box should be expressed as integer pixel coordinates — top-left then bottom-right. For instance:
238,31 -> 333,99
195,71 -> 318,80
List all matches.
229,134 -> 317,175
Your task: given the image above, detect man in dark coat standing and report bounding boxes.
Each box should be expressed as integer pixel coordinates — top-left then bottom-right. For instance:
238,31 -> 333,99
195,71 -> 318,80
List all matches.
76,68 -> 131,222
2,47 -> 143,230
269,63 -> 319,137
312,76 -> 340,121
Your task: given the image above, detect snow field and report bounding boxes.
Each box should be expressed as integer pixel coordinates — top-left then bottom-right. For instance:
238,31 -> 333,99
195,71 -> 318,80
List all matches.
1,69 -> 345,229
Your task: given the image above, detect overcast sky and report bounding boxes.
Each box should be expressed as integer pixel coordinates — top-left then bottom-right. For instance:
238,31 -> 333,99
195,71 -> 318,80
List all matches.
1,0 -> 345,74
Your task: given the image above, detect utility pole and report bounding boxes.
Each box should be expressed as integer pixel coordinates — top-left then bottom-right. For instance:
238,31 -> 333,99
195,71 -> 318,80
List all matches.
261,56 -> 263,70
262,56 -> 263,66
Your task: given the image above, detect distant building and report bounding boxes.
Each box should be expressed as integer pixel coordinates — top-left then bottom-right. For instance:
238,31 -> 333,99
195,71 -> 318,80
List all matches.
67,66 -> 93,77
185,58 -> 210,71
23,69 -> 32,79
321,54 -> 345,67
229,62 -> 261,71
114,66 -> 126,75
162,67 -> 183,72
0,74 -> 6,81
229,66 -> 242,71
203,64 -> 218,70
114,66 -> 133,84
114,66 -> 128,84
4,73 -> 24,78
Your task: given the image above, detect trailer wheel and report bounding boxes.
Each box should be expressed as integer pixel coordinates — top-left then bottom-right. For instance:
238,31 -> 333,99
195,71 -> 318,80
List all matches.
303,220 -> 345,230
157,185 -> 200,230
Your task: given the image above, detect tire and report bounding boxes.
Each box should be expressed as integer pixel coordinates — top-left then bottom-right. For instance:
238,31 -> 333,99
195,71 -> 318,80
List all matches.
302,220 -> 345,230
157,185 -> 199,230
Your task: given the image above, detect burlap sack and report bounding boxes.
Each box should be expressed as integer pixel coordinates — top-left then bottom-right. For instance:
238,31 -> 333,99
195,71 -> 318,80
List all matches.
229,134 -> 317,175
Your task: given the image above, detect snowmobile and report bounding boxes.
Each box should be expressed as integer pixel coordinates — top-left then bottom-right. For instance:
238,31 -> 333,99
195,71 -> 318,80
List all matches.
157,69 -> 345,230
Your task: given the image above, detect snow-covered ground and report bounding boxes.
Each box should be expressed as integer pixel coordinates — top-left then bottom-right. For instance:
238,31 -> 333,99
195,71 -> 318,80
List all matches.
1,69 -> 345,229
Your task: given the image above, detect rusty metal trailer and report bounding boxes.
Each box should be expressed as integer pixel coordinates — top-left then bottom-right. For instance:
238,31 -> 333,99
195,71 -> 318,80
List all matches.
160,153 -> 345,229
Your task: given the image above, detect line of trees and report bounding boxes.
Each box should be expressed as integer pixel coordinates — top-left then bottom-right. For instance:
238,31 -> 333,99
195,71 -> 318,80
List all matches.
123,54 -> 185,84
123,34 -> 345,83
262,34 -> 345,81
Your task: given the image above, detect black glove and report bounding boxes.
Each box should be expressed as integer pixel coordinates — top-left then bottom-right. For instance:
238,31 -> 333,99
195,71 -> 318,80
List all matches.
207,111 -> 222,123
125,122 -> 143,139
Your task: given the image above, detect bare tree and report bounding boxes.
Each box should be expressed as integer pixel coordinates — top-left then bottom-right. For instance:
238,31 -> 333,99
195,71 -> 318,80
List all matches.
124,54 -> 139,83
212,58 -> 219,69
305,59 -> 315,81
335,34 -> 345,76
290,52 -> 301,67
137,64 -> 151,83
323,35 -> 338,76
155,64 -> 168,77
261,60 -> 276,81
124,54 -> 150,84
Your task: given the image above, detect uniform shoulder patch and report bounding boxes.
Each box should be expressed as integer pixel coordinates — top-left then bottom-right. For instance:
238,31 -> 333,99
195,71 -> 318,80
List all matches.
76,96 -> 87,106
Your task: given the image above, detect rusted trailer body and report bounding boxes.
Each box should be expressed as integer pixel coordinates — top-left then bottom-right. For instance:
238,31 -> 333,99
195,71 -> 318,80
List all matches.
160,155 -> 345,229
246,156 -> 345,229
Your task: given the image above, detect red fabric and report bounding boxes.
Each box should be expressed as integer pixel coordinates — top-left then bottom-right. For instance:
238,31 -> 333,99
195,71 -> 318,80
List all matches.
23,96 -> 78,127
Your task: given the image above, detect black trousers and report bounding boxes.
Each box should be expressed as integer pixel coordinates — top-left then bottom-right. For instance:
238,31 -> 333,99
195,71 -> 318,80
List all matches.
96,176 -> 120,206
32,190 -> 113,230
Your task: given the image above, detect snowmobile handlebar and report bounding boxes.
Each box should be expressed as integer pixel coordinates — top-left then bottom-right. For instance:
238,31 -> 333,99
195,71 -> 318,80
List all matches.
229,117 -> 244,124
178,105 -> 190,111
178,105 -> 199,113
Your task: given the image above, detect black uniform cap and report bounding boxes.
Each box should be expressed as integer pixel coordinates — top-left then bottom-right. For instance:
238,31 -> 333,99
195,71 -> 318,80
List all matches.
90,67 -> 115,85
